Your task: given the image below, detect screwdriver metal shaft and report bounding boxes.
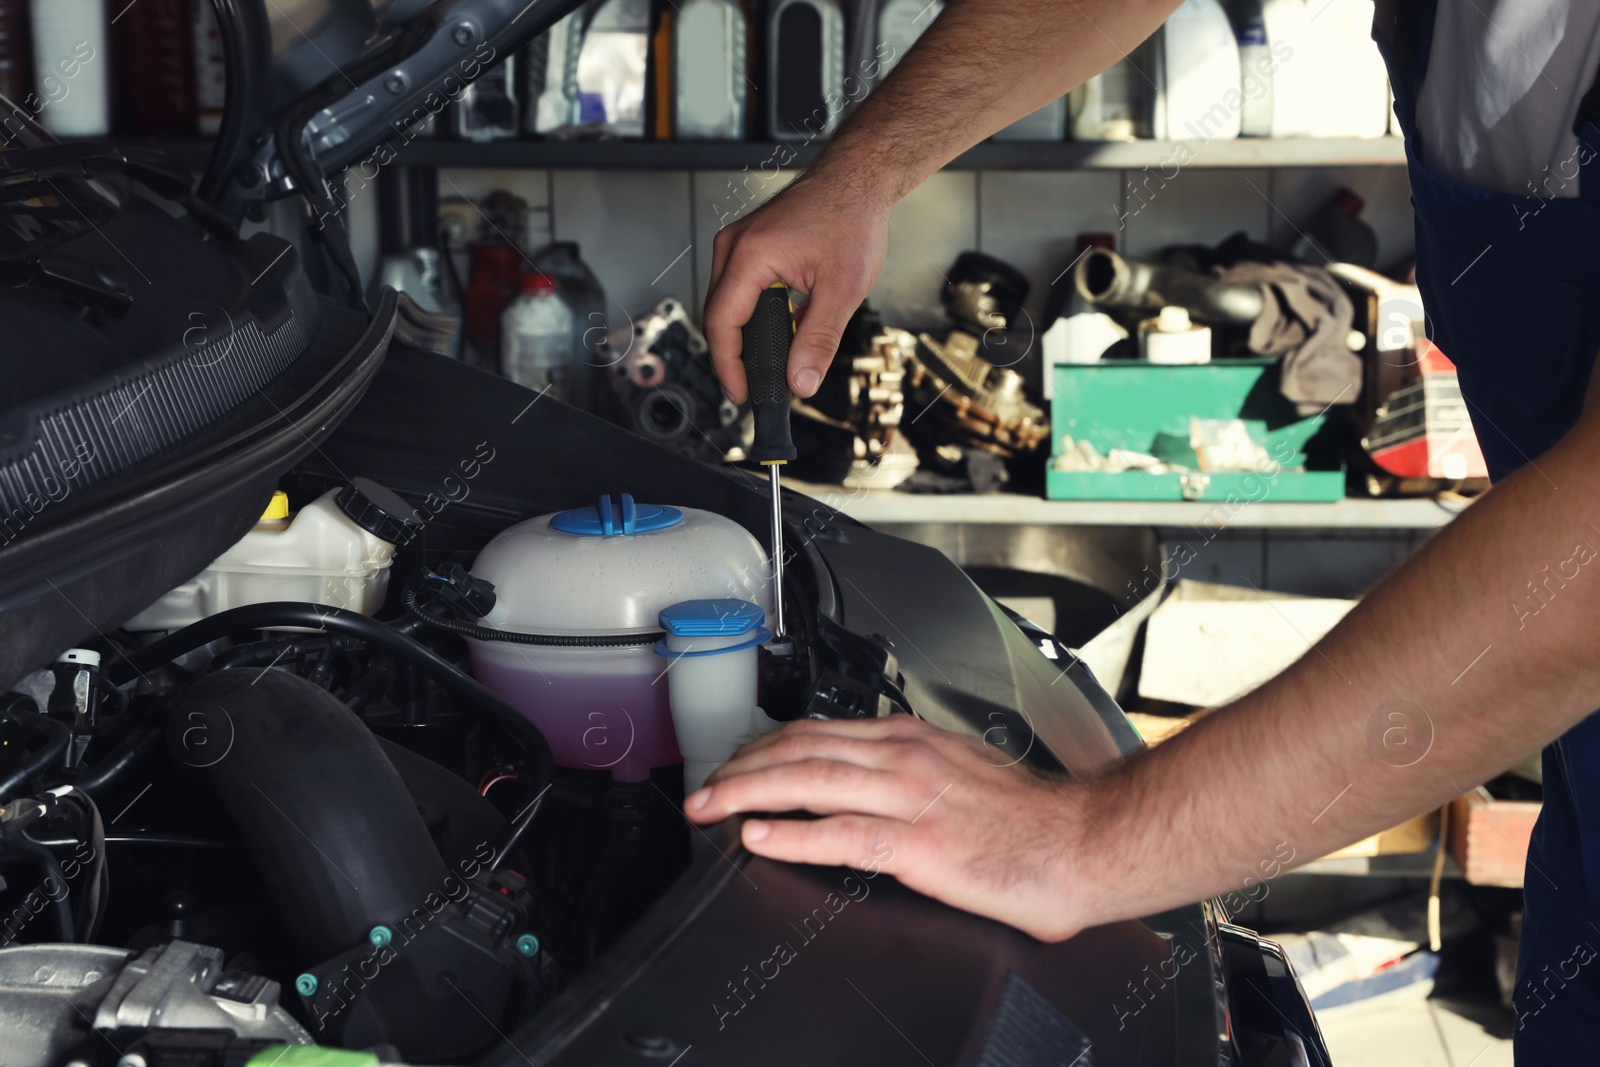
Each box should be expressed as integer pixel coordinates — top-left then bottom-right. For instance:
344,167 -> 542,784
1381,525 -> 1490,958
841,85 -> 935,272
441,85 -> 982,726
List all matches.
742,284 -> 798,640
766,461 -> 787,639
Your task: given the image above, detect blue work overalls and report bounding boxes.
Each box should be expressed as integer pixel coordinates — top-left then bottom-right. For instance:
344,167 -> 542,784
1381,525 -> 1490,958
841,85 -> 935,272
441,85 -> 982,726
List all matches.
1377,3 -> 1600,1060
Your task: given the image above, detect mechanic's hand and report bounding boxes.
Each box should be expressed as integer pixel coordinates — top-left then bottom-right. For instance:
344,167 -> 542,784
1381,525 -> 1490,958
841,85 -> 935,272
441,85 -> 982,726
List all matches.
703,173 -> 889,403
684,715 -> 1099,942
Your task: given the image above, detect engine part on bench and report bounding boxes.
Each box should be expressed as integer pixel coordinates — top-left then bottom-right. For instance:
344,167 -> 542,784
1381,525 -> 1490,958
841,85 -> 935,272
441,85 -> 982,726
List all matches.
1072,246 -> 1264,325
943,251 -> 1032,333
792,303 -> 917,486
611,297 -> 748,461
906,329 -> 1049,457
0,940 -> 310,1066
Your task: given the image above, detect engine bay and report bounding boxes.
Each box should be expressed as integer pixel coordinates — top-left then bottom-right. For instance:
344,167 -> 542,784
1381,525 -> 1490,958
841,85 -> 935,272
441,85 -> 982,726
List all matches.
0,452 -> 911,1066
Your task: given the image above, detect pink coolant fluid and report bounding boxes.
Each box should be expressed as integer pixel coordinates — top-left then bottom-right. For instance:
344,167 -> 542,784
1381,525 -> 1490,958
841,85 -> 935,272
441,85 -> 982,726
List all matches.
465,493 -> 773,781
470,644 -> 679,782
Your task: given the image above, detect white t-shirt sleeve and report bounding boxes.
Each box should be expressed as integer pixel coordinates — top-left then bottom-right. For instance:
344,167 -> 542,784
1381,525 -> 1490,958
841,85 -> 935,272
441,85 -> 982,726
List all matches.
1415,0 -> 1600,196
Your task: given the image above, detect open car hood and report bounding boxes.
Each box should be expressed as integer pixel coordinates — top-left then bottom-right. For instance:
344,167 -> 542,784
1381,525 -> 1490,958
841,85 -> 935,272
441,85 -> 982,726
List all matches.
200,0 -> 585,216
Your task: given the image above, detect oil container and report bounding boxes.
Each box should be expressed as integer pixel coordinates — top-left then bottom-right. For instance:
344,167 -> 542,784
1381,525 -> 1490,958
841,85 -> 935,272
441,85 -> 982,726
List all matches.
671,0 -> 747,139
467,493 -> 773,781
767,0 -> 846,141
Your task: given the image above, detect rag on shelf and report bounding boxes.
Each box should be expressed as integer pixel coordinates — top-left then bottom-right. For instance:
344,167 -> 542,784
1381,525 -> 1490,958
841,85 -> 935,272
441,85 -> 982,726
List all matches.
1220,260 -> 1360,416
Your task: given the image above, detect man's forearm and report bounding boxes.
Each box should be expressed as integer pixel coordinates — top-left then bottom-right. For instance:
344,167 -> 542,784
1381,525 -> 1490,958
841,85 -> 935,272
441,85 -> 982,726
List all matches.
1075,411 -> 1600,927
807,0 -> 1179,209
683,394 -> 1600,941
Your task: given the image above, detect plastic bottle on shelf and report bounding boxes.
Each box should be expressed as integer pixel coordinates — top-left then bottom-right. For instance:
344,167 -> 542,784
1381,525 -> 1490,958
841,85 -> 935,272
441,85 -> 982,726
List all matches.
768,0 -> 847,141
529,241 -> 610,412
1254,0 -> 1312,136
671,0 -> 747,139
525,6 -> 586,134
1307,0 -> 1389,138
1252,0 -> 1386,138
1291,188 -> 1379,267
1042,302 -> 1129,391
528,0 -> 651,140
1231,0 -> 1274,137
464,243 -> 524,346
994,97 -> 1068,142
192,0 -> 227,135
455,53 -> 520,141
1150,0 -> 1241,142
1070,55 -> 1147,141
874,0 -> 941,82
1140,306 -> 1212,364
29,0 -> 109,137
501,272 -> 579,403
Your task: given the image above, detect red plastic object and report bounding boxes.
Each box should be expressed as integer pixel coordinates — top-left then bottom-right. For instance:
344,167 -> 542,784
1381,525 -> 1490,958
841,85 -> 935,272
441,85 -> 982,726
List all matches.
463,243 -> 525,342
1365,341 -> 1489,480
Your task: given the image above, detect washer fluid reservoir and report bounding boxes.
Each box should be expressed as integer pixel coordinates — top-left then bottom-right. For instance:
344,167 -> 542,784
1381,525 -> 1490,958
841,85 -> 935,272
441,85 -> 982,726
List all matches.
468,493 -> 773,781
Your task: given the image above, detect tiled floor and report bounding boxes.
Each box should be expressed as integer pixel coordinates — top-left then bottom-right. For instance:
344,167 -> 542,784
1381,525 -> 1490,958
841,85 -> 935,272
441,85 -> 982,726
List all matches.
1318,997 -> 1514,1067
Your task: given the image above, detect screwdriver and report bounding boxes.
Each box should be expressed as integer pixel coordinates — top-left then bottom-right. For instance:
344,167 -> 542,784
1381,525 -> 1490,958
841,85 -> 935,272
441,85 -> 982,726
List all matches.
742,283 -> 797,641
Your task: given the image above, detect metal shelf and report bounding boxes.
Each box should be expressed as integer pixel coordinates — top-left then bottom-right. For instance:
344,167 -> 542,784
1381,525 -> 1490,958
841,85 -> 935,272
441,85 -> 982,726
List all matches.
123,135 -> 1406,174
785,482 -> 1466,529
399,135 -> 1408,171
1291,852 -> 1461,879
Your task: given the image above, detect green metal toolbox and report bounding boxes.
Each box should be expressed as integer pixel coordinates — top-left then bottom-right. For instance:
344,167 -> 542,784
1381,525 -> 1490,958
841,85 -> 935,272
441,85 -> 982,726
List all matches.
1047,358 -> 1345,502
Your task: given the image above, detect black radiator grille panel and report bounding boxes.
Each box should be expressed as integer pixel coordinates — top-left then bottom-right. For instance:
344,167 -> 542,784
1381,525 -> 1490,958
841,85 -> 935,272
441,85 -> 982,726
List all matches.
0,306 -> 309,531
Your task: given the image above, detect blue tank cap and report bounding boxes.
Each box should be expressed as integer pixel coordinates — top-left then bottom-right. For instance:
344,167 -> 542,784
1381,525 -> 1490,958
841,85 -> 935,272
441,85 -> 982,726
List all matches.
659,599 -> 765,637
550,493 -> 684,536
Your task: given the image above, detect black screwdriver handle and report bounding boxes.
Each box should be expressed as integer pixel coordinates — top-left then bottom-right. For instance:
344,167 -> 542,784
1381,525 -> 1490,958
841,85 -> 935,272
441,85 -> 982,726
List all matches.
742,284 -> 798,463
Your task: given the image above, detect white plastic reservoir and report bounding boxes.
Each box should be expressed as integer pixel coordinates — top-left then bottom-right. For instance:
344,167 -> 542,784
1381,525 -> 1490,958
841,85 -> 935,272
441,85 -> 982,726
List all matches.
123,480 -> 410,631
654,599 -> 770,792
468,493 -> 773,781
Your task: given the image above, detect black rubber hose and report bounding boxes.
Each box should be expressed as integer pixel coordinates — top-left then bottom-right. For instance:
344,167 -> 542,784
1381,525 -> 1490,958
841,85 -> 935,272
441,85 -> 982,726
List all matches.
342,662 -> 395,712
169,669 -> 452,962
0,714 -> 73,803
104,602 -> 553,790
210,633 -> 363,671
10,837 -> 75,942
74,717 -> 168,798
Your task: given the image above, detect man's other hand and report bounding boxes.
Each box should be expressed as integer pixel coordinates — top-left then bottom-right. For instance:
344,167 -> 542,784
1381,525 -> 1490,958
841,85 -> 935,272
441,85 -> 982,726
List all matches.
684,715 -> 1102,942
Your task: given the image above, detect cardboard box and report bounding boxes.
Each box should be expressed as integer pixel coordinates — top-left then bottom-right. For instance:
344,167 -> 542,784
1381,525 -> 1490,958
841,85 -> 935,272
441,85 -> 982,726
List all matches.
1448,786 -> 1540,888
1323,811 -> 1439,860
1138,580 -> 1356,708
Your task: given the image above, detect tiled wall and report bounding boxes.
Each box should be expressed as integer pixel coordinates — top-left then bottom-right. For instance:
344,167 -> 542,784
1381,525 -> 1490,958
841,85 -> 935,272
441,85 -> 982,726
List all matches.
382,162 -> 1415,342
